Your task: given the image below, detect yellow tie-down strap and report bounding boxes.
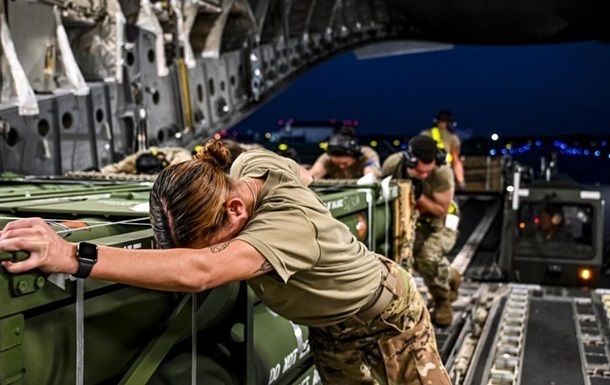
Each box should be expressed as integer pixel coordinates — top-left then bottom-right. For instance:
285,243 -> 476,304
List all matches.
448,201 -> 459,215
431,127 -> 453,164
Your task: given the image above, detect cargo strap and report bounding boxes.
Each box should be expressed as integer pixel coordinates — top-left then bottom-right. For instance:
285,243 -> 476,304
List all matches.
76,278 -> 84,385
431,127 -> 453,164
339,258 -> 398,327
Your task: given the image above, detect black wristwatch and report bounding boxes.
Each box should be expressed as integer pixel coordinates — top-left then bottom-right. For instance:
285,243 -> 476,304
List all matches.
73,242 -> 98,279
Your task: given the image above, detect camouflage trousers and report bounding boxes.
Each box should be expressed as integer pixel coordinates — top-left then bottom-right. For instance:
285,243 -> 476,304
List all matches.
309,261 -> 452,385
411,221 -> 458,295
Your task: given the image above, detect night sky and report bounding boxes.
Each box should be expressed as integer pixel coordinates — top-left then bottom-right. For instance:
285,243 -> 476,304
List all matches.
234,41 -> 610,138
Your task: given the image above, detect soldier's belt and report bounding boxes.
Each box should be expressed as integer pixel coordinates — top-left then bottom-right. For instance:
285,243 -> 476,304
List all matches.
339,257 -> 398,327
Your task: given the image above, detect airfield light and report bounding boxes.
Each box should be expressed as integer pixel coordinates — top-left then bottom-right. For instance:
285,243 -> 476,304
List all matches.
578,268 -> 593,282
491,133 -> 499,141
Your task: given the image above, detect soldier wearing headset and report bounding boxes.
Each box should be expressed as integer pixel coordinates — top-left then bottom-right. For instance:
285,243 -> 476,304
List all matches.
309,129 -> 381,180
421,110 -> 465,188
382,135 -> 462,326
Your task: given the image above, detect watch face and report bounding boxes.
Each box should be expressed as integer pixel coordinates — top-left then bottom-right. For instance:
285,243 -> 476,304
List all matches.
78,242 -> 98,263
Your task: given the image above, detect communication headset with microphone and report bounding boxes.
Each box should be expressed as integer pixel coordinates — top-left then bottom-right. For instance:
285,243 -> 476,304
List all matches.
402,141 -> 447,169
327,134 -> 362,157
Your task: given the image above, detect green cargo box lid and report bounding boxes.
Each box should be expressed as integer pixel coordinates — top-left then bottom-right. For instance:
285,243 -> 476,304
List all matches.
0,192 -> 151,217
311,179 -> 399,203
0,182 -> 151,204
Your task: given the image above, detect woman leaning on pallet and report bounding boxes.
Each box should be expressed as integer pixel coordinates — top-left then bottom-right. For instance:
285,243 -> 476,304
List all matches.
0,140 -> 451,385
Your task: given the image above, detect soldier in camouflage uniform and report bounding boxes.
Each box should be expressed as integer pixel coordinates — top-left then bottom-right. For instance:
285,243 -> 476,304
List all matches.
310,258 -> 450,384
309,130 -> 381,180
382,136 -> 461,326
2,141 -> 451,385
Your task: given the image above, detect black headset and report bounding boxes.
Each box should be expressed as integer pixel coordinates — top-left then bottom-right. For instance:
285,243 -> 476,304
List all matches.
433,110 -> 457,130
327,134 -> 362,157
402,142 -> 447,169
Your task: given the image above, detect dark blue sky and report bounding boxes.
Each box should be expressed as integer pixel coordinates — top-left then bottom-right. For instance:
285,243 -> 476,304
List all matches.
235,41 -> 610,138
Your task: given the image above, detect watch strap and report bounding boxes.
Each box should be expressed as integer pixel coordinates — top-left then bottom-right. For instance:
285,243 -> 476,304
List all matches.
73,242 -> 98,279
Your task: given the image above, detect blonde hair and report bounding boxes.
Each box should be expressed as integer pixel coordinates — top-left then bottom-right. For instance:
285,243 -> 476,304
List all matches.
149,140 -> 233,248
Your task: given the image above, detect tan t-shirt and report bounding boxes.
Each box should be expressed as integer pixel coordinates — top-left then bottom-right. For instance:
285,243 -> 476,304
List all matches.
421,165 -> 456,227
381,152 -> 406,179
312,146 -> 381,179
421,128 -> 461,157
381,154 -> 456,227
230,149 -> 382,327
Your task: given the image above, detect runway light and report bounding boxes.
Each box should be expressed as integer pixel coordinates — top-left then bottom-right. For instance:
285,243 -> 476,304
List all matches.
370,140 -> 378,147
393,139 -> 400,146
519,222 -> 526,230
278,143 -> 288,151
491,133 -> 499,141
578,267 -> 593,282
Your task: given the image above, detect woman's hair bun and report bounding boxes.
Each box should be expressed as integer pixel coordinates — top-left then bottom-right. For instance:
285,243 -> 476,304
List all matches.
194,139 -> 231,170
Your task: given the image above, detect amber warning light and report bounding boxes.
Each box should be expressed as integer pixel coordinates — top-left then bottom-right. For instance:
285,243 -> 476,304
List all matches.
578,267 -> 593,282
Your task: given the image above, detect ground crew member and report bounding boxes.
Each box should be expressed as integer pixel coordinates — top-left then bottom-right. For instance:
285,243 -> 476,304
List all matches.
382,135 -> 462,326
309,132 -> 381,180
101,146 -> 191,174
422,110 -> 465,188
1,140 -> 452,385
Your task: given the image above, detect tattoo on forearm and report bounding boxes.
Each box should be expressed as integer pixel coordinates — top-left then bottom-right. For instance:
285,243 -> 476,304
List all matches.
256,260 -> 274,274
209,242 -> 230,253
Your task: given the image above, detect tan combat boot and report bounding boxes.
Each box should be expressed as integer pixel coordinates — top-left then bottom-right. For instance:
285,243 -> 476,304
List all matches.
449,268 -> 462,303
429,287 -> 453,327
432,300 -> 453,327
